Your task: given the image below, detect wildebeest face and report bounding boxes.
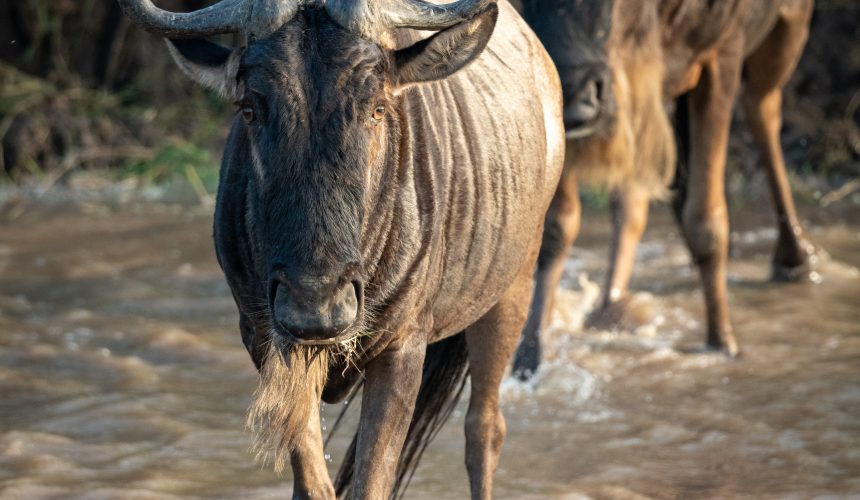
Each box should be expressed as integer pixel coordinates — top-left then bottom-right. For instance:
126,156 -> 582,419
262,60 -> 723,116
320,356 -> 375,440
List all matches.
166,5 -> 498,344
521,0 -> 615,138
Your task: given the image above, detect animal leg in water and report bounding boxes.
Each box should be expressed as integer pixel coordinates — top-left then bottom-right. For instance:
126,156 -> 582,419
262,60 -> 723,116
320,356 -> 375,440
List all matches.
351,329 -> 426,499
513,168 -> 580,379
741,6 -> 818,282
586,183 -> 650,329
679,41 -> 743,356
289,402 -> 336,499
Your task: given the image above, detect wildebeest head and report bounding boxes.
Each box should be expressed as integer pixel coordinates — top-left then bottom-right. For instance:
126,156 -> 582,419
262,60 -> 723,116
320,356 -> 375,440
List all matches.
119,0 -> 498,345
520,0 -> 615,138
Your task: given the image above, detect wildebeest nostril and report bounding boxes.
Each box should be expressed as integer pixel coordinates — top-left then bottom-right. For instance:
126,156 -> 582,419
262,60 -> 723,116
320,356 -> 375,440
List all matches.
330,280 -> 359,328
351,279 -> 364,306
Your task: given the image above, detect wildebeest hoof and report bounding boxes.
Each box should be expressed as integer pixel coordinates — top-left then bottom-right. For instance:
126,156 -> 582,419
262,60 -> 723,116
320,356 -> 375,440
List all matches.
679,340 -> 740,359
771,238 -> 825,283
771,248 -> 827,284
771,261 -> 816,283
704,321 -> 741,357
584,297 -> 632,331
714,342 -> 740,358
511,344 -> 540,381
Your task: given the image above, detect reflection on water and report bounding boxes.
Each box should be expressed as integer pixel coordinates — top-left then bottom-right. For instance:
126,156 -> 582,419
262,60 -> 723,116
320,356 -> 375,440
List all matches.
1,196 -> 858,499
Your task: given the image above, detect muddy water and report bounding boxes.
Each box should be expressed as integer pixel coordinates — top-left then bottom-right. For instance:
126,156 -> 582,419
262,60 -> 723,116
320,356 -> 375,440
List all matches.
1,195 -> 858,499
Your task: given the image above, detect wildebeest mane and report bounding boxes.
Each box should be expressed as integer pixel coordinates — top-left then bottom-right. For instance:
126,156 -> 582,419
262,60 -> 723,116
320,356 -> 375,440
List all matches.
571,0 -> 675,197
660,0 -> 746,51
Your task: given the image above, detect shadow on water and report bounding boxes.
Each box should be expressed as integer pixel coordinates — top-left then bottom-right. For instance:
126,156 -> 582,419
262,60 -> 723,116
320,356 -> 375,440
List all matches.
1,191 -> 858,499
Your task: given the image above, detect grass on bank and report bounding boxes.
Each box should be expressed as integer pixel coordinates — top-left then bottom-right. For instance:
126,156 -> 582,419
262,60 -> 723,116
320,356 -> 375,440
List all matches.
0,60 -> 226,195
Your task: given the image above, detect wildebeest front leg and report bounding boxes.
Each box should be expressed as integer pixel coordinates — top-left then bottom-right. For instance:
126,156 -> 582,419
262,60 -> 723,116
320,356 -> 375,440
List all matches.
680,44 -> 743,356
741,4 -> 817,282
289,402 -> 335,500
351,331 -> 426,499
466,261 -> 534,499
586,183 -> 650,329
513,168 -> 580,379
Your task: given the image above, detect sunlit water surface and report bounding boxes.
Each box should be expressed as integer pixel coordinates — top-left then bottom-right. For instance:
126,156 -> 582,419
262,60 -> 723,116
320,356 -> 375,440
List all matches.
1,194 -> 858,499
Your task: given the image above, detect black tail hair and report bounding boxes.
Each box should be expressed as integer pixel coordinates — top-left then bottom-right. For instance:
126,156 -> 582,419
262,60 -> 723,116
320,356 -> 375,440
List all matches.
333,332 -> 470,499
671,91 -> 691,226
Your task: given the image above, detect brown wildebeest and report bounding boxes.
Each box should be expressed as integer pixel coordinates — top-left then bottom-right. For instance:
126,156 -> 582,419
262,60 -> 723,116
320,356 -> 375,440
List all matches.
118,0 -> 564,497
512,0 -> 818,377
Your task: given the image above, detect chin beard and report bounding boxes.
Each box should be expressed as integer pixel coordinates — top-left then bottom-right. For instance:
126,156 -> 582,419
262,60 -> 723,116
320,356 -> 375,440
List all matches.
246,341 -> 330,474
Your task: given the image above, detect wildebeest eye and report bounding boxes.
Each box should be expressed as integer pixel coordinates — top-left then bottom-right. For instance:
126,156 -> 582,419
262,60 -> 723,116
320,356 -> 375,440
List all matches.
372,106 -> 385,122
241,104 -> 255,123
236,94 -> 256,123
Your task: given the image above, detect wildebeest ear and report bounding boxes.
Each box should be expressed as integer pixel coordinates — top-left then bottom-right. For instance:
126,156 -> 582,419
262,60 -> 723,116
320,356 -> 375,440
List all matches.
392,3 -> 498,88
166,39 -> 243,100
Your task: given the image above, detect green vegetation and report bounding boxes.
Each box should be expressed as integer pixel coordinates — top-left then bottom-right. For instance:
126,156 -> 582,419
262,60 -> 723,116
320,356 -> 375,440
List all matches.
123,142 -> 220,202
0,60 -> 228,190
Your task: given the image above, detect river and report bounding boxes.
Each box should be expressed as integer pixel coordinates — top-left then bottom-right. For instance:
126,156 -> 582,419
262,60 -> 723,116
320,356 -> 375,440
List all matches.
1,190 -> 858,498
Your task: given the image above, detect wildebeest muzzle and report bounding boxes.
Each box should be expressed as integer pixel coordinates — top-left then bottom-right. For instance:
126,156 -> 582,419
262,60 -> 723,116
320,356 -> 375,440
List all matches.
562,62 -> 613,139
270,264 -> 364,344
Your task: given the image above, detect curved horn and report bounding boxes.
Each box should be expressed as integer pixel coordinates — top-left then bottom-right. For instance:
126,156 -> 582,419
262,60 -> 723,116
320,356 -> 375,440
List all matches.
117,0 -> 250,38
117,0 -> 299,40
325,0 -> 496,41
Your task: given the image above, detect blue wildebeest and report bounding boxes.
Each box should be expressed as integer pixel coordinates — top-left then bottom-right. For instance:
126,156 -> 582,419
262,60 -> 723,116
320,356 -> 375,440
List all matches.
118,0 -> 564,497
512,0 -> 818,377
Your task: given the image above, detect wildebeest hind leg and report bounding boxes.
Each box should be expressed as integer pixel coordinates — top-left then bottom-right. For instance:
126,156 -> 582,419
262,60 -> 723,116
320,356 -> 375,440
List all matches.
741,3 -> 817,282
466,258 -> 535,499
512,168 -> 580,379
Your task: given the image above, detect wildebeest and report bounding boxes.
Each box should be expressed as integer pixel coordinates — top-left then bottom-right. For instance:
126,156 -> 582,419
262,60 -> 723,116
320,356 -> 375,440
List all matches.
513,0 -> 818,377
118,0 -> 564,497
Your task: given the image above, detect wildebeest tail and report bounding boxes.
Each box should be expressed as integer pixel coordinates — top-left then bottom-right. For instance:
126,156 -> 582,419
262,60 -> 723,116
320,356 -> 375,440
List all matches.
671,92 -> 691,225
334,332 -> 470,499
